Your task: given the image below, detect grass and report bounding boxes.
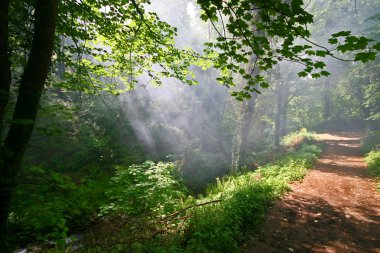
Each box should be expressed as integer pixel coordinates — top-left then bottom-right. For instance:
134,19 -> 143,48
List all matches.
45,131 -> 323,253
365,150 -> 380,192
281,128 -> 315,148
183,143 -> 322,252
361,131 -> 380,192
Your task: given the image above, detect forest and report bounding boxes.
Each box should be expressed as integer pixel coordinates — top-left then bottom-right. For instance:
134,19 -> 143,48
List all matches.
0,0 -> 379,252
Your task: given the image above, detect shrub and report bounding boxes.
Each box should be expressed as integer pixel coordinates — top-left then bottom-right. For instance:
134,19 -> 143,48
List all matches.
365,150 -> 380,191
100,161 -> 188,217
281,128 -> 314,148
361,131 -> 380,153
9,166 -> 77,246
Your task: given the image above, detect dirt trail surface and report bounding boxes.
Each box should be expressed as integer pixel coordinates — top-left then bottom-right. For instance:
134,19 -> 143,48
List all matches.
243,132 -> 380,253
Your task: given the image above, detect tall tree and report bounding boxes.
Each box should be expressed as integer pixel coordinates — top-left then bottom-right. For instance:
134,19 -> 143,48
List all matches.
0,0 -> 11,132
0,0 -> 58,250
274,81 -> 290,147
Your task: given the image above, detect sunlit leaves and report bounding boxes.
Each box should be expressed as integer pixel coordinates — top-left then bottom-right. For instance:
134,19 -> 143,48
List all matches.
197,0 -> 378,99
100,161 -> 187,216
55,0 -> 200,94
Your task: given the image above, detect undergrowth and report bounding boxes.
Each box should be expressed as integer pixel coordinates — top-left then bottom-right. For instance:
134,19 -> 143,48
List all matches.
362,131 -> 380,192
281,128 -> 314,148
51,131 -> 322,253
184,143 -> 322,252
361,131 -> 380,153
365,151 -> 380,192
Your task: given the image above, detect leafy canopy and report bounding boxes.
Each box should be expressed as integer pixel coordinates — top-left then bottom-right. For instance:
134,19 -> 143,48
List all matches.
197,0 -> 379,100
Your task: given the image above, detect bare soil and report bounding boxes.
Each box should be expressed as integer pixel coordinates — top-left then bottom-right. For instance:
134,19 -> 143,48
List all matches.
242,132 -> 380,253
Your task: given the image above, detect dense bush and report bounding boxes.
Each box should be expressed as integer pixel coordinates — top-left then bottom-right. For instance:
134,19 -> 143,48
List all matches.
8,165 -> 105,247
100,161 -> 188,217
361,131 -> 380,153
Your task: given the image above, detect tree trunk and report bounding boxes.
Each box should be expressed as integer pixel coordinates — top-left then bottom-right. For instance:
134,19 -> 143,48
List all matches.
239,93 -> 258,165
274,82 -> 290,147
0,0 -> 58,250
231,49 -> 260,172
323,84 -> 331,120
0,0 -> 11,134
231,95 -> 258,172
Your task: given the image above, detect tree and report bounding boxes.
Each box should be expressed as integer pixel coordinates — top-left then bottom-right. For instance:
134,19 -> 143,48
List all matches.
197,0 -> 379,99
0,0 -> 58,250
0,1 -> 198,248
1,0 -> 379,250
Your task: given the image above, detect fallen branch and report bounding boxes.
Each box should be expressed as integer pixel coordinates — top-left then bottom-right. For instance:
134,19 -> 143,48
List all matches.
158,199 -> 222,221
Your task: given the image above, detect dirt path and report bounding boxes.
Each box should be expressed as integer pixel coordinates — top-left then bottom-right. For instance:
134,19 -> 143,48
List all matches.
243,132 -> 380,253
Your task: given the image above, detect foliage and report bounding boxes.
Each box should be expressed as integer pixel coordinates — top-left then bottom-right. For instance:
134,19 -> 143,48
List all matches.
198,0 -> 379,100
365,150 -> 380,191
8,164 -> 115,250
281,128 -> 314,147
361,131 -> 380,153
362,131 -> 380,192
8,165 -> 91,245
45,132 -> 321,253
180,149 -> 230,193
3,0 -> 379,251
100,161 -> 188,217
183,142 -> 322,252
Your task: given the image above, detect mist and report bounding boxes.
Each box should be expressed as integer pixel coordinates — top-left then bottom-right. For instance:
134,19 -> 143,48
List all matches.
114,0 -> 380,189
5,0 -> 379,251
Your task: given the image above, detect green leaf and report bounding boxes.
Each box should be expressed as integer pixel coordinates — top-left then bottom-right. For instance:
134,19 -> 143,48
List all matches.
315,50 -> 328,57
331,31 -> 351,37
373,42 -> 380,51
260,82 -> 270,89
314,61 -> 326,69
354,52 -> 376,63
328,38 -> 338,44
320,71 -> 330,77
298,71 -> 308,77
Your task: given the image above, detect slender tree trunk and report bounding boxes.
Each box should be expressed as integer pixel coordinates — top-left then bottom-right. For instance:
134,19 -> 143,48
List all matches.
0,0 -> 11,134
231,95 -> 257,171
274,82 -> 290,147
0,0 -> 58,250
239,93 -> 258,165
57,35 -> 66,79
323,82 -> 331,120
231,54 -> 258,172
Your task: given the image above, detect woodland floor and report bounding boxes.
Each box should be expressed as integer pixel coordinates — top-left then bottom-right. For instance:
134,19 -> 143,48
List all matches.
242,132 -> 380,253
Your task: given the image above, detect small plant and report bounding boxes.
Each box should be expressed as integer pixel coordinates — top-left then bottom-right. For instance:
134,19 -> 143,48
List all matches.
100,161 -> 188,217
365,150 -> 380,191
362,131 -> 380,191
281,128 -> 314,148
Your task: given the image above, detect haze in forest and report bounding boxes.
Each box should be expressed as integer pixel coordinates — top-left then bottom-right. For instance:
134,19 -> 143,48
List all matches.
119,0 -> 379,187
2,0 -> 379,252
